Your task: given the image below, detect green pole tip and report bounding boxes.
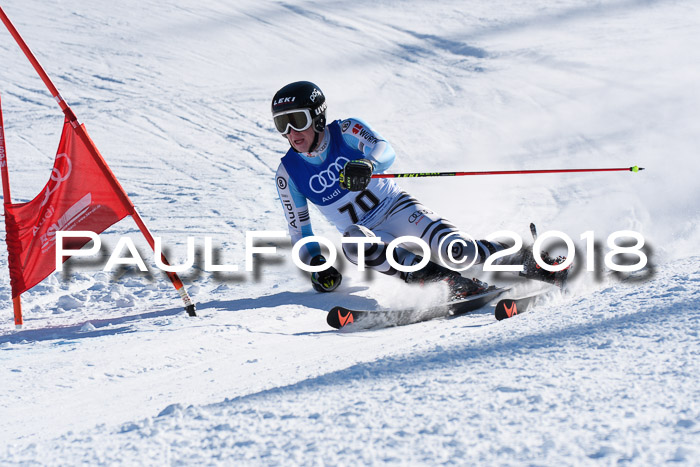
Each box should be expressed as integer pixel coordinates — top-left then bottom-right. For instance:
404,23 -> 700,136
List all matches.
630,166 -> 644,172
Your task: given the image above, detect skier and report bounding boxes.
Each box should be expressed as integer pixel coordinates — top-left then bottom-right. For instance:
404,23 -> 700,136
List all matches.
272,81 -> 560,298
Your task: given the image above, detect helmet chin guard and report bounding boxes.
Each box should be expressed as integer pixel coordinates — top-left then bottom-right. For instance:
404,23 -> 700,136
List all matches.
308,131 -> 321,152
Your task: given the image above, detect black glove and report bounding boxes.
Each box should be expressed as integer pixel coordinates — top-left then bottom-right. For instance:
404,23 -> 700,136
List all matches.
309,255 -> 342,293
339,159 -> 374,191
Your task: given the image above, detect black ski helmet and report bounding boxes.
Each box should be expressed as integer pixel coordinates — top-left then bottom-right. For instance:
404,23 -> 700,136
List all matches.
271,81 -> 327,133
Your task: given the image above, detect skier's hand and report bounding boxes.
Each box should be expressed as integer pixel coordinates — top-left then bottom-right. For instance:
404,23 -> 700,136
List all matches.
310,255 -> 342,293
339,159 -> 374,191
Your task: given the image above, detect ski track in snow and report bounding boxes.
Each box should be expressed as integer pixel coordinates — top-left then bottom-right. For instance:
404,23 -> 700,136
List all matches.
0,0 -> 699,464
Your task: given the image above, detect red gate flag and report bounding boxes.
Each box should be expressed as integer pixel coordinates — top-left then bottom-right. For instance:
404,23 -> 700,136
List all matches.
4,119 -> 132,298
1,5 -> 195,326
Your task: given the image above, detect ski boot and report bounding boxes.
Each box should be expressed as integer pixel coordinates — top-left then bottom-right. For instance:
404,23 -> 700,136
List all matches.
504,223 -> 571,289
517,246 -> 570,289
404,257 -> 488,300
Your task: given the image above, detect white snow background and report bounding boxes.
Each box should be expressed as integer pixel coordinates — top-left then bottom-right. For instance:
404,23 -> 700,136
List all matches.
0,0 -> 699,464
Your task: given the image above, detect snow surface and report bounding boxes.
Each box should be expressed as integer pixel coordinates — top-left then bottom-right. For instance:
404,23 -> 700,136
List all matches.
0,0 -> 699,464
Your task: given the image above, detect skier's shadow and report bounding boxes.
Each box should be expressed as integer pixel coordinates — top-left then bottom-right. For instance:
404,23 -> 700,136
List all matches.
0,289 -> 378,344
196,286 -> 379,315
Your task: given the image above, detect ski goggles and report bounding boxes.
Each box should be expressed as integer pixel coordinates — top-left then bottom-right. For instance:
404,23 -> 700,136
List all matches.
273,108 -> 312,135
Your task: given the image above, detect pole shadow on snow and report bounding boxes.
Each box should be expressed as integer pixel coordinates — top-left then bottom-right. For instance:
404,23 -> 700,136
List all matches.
0,305 -> 184,346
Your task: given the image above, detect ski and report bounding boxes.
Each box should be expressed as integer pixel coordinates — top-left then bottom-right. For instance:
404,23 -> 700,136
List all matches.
491,223 -> 570,321
327,287 -> 508,330
494,292 -> 546,321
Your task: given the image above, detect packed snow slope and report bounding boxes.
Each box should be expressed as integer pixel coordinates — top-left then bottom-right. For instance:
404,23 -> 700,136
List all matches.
0,0 -> 698,464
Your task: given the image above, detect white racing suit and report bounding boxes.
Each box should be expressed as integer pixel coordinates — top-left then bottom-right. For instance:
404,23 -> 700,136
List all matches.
275,118 -> 504,279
